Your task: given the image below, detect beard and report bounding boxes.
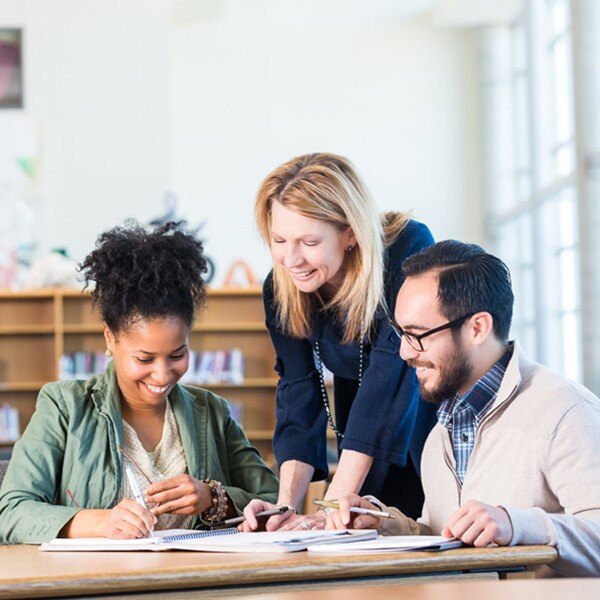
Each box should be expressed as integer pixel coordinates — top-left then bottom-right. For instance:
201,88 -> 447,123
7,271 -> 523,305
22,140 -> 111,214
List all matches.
408,341 -> 473,404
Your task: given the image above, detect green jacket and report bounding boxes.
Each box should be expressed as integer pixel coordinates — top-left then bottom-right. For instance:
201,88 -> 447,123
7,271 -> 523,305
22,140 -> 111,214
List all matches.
0,364 -> 278,544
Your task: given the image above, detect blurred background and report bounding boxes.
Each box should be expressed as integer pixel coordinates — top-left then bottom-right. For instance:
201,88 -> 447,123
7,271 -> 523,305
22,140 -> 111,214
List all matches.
0,0 -> 598,394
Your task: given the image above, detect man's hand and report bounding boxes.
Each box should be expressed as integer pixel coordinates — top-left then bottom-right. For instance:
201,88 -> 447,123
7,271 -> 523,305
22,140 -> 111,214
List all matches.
442,500 -> 513,547
325,494 -> 383,530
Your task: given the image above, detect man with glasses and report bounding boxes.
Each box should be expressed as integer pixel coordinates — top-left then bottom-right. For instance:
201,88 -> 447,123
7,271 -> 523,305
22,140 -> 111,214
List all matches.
327,240 -> 600,577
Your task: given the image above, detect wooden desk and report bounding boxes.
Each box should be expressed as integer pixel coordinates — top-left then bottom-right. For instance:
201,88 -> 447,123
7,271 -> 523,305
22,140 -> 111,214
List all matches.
0,544 -> 557,599
223,579 -> 600,600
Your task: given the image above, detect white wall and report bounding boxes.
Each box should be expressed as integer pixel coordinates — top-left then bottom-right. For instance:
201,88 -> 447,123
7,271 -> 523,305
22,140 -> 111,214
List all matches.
0,0 -> 172,262
0,0 -> 479,285
170,1 -> 480,283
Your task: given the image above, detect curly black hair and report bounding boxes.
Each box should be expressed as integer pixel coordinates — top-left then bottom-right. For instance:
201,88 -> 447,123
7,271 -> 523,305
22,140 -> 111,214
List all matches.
79,220 -> 208,332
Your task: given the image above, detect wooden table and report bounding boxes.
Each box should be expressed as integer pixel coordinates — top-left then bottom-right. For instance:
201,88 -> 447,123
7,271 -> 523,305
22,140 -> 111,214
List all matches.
221,579 -> 600,600
0,544 -> 557,599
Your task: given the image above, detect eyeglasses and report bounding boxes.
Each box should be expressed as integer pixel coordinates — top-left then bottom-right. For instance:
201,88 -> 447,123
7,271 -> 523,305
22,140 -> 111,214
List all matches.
397,313 -> 475,353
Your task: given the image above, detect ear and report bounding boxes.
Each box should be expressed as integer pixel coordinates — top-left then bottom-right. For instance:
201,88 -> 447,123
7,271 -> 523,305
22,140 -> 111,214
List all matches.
466,312 -> 495,346
104,326 -> 116,352
345,227 -> 357,248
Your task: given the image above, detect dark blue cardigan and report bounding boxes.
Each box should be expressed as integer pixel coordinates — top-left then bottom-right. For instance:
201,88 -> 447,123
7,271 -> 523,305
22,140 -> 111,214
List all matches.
263,219 -> 436,494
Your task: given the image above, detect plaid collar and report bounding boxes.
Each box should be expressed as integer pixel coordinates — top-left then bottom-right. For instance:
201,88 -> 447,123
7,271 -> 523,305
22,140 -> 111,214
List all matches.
437,345 -> 513,429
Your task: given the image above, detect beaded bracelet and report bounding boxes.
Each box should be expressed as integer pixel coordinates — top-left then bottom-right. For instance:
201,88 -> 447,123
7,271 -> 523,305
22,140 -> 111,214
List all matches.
202,479 -> 229,522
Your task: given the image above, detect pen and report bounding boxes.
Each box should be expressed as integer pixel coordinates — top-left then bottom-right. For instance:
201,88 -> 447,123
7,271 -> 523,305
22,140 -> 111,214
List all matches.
125,465 -> 147,509
223,506 -> 289,526
313,499 -> 395,520
119,444 -> 153,485
125,465 -> 154,537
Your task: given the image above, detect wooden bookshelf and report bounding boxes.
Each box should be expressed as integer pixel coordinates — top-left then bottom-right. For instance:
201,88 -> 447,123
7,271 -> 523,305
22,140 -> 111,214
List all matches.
0,287 -> 335,509
0,288 -> 278,458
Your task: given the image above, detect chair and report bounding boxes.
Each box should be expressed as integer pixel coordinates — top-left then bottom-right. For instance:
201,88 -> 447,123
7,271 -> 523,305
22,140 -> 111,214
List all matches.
0,460 -> 9,489
302,480 -> 328,514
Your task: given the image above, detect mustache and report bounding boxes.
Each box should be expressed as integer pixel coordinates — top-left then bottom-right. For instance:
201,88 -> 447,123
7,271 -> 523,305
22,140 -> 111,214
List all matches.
407,360 -> 435,369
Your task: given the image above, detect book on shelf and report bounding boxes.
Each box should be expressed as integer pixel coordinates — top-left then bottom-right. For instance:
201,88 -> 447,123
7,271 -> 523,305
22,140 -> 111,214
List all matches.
60,352 -> 109,380
0,402 -> 20,444
228,400 -> 244,427
59,349 -> 245,386
40,528 -> 377,553
180,349 -> 245,386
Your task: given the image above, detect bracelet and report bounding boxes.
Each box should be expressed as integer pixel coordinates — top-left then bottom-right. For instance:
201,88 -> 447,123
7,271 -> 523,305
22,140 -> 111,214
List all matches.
202,479 -> 229,522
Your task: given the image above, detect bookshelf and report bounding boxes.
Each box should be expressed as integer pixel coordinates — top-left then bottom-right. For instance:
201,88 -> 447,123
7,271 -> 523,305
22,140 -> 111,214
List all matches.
0,287 -> 336,510
0,288 -> 279,461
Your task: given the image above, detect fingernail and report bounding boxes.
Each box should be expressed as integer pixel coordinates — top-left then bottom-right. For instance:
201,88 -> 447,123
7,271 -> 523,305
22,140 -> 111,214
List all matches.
355,519 -> 362,528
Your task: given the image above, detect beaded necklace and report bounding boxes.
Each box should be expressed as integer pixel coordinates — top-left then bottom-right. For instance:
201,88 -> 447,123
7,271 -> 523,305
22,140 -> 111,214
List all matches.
314,340 -> 364,439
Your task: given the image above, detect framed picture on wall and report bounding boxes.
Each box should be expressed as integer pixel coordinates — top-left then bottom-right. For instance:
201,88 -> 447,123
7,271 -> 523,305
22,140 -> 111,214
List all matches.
0,28 -> 23,109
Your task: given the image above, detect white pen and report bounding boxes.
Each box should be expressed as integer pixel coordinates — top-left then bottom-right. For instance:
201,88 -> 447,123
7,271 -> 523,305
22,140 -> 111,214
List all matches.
125,465 -> 154,536
314,499 -> 395,519
348,506 -> 394,519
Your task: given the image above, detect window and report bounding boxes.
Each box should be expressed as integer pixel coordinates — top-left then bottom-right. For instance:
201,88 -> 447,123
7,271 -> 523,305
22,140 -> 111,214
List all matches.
483,0 -> 582,381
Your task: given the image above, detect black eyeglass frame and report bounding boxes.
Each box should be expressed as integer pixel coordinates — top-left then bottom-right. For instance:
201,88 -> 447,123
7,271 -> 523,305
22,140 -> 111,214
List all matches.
397,312 -> 475,352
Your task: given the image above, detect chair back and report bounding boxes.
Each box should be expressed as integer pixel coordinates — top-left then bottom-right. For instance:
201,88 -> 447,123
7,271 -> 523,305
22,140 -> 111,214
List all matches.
0,460 -> 9,489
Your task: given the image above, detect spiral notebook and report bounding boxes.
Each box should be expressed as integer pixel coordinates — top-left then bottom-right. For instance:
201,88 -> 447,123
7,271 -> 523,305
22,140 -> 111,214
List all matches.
39,528 -> 377,553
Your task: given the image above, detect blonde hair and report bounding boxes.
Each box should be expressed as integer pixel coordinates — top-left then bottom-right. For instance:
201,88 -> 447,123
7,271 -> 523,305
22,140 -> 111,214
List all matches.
255,153 -> 409,343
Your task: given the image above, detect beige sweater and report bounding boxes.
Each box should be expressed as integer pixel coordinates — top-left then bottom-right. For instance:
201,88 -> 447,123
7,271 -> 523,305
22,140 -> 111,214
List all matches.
381,343 -> 600,577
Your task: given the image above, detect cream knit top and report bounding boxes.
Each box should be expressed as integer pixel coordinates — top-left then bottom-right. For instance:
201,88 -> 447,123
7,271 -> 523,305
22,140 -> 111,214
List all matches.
119,399 -> 195,531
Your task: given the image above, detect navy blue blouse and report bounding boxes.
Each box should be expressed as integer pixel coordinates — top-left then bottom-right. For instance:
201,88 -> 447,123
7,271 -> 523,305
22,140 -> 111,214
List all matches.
263,220 -> 435,482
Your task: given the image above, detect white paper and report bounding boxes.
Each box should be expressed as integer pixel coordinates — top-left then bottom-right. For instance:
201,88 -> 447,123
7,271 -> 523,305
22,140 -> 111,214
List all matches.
307,535 -> 463,553
40,528 -> 378,553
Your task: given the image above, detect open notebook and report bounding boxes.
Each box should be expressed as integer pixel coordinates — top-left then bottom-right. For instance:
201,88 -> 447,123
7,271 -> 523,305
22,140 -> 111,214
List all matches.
307,535 -> 463,554
40,528 -> 378,553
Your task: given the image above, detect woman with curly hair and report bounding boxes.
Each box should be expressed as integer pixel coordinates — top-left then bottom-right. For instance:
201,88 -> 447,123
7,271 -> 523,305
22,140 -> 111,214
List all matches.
244,153 -> 437,531
0,221 -> 278,544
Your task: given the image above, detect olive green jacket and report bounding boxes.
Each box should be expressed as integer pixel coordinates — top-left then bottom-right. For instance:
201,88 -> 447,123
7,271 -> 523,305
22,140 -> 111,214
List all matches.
0,364 -> 278,544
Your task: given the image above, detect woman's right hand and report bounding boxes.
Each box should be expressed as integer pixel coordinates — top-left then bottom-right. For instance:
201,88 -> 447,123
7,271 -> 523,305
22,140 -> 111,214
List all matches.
325,494 -> 383,531
239,499 -> 296,532
98,499 -> 157,539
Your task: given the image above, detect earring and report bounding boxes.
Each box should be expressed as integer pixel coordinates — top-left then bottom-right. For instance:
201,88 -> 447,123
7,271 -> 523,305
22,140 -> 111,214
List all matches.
105,349 -> 113,358
345,245 -> 355,252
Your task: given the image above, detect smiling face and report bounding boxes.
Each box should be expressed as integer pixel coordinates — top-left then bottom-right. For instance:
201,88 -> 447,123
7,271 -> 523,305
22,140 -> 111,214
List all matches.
105,316 -> 190,411
395,272 -> 474,403
269,200 -> 356,294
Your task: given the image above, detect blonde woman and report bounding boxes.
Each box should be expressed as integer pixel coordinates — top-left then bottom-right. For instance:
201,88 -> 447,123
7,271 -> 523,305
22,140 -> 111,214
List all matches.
243,153 -> 437,531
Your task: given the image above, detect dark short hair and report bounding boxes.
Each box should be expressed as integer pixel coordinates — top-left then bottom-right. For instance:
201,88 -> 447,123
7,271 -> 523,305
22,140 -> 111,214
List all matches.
79,220 -> 208,332
402,240 -> 514,342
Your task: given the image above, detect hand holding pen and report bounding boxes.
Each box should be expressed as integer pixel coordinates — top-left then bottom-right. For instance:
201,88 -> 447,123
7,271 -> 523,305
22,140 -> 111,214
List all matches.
316,495 -> 393,531
103,465 -> 156,539
240,499 -> 298,532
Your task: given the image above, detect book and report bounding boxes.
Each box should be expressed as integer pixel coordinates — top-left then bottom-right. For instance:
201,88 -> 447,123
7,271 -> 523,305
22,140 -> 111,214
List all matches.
40,528 -> 377,553
307,535 -> 463,554
59,352 -> 108,379
0,403 -> 20,443
228,400 -> 244,426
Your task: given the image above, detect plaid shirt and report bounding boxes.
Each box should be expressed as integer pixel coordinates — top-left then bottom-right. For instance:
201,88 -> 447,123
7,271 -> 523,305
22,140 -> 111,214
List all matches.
437,346 -> 513,484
